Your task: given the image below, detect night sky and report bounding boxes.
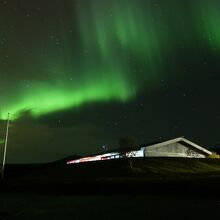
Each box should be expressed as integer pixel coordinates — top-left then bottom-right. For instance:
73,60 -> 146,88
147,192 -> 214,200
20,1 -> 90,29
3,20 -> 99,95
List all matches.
0,0 -> 220,163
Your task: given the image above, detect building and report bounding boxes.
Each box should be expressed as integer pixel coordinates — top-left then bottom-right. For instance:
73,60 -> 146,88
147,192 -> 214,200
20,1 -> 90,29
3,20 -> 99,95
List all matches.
142,137 -> 212,158
67,137 -> 212,164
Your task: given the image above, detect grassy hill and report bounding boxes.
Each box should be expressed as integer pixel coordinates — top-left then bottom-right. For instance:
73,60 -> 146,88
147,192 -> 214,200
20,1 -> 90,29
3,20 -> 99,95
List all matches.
1,157 -> 220,219
1,157 -> 220,195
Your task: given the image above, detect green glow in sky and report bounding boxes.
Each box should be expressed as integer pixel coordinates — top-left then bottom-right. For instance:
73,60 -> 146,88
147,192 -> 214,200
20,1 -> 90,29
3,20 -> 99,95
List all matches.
1,0 -> 165,120
0,67 -> 135,120
76,0 -> 162,58
1,0 -> 220,120
194,0 -> 220,49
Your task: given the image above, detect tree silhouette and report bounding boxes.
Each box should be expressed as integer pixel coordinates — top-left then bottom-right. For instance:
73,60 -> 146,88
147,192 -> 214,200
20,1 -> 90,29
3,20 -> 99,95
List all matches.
118,136 -> 138,169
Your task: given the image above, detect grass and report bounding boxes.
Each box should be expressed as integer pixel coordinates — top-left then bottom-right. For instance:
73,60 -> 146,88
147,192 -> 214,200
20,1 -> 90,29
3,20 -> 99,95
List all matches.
1,157 -> 220,219
1,157 -> 220,195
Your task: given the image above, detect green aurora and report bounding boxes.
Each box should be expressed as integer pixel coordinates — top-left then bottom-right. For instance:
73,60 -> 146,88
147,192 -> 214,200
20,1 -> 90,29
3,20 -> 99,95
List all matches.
195,0 -> 220,49
1,0 -> 220,120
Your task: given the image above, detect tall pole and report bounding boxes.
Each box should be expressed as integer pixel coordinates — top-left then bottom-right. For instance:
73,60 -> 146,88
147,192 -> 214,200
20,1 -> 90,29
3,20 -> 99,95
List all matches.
1,113 -> 10,179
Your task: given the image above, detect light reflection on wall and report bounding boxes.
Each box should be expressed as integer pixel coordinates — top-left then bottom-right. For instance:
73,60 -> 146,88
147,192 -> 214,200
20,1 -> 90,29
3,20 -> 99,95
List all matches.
67,148 -> 145,164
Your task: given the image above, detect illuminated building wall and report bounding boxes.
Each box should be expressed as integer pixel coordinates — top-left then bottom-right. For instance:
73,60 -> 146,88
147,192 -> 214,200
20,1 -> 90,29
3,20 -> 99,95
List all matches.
67,148 -> 145,164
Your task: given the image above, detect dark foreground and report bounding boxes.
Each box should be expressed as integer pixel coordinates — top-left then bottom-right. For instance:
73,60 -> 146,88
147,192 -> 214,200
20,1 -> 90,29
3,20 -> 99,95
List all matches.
0,193 -> 220,220
0,158 -> 220,219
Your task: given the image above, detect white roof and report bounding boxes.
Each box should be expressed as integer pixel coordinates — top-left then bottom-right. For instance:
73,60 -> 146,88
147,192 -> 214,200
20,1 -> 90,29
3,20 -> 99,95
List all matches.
145,137 -> 212,155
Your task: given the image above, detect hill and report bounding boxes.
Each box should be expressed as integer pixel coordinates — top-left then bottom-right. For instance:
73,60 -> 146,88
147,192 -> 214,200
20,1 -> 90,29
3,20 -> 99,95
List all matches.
1,157 -> 220,195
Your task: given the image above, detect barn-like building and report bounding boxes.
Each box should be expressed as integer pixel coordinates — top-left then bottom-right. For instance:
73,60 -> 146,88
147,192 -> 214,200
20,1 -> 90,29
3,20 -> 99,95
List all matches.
143,137 -> 211,158
67,137 -> 212,164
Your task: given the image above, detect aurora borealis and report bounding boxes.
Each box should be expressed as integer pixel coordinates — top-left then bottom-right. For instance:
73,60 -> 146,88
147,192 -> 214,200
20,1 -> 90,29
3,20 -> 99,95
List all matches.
0,0 -> 220,163
195,0 -> 220,49
0,0 -> 166,120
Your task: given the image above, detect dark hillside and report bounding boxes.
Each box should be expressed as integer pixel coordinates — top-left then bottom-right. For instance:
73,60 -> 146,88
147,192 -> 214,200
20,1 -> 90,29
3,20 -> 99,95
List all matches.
1,157 -> 220,195
2,155 -> 81,179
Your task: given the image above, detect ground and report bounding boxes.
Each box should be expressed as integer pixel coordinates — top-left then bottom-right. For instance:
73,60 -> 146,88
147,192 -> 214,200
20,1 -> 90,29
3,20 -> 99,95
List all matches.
1,158 -> 220,219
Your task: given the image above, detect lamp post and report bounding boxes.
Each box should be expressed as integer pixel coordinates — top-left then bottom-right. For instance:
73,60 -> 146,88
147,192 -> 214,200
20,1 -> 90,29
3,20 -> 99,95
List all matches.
1,113 -> 10,179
